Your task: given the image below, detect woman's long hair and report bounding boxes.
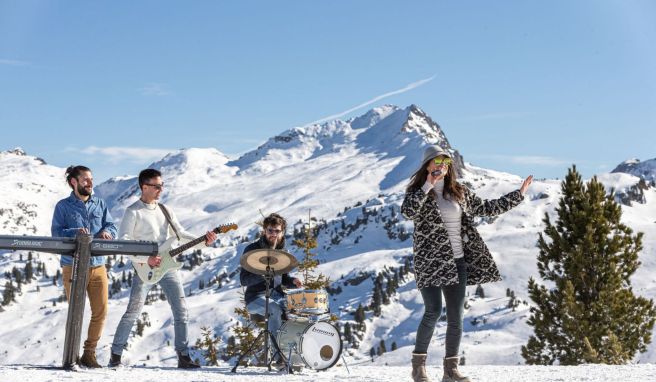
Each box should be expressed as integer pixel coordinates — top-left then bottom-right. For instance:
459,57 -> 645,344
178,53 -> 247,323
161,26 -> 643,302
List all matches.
406,158 -> 465,202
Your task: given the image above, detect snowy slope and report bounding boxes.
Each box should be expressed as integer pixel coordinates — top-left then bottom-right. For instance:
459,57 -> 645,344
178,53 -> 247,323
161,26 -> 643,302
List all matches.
1,106 -> 655,371
93,105 -> 463,243
0,148 -> 71,236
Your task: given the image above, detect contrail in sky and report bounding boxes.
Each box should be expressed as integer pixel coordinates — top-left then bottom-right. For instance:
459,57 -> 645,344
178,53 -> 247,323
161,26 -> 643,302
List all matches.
305,75 -> 436,126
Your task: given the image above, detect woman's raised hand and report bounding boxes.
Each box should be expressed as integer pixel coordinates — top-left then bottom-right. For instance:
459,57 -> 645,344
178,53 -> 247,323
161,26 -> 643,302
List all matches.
520,175 -> 533,195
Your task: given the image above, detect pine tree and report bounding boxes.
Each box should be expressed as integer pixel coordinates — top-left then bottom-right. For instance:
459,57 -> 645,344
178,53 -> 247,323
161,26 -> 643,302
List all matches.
12,267 -> 22,285
371,285 -> 382,316
2,281 -> 15,305
223,306 -> 264,365
385,275 -> 394,296
382,290 -> 390,305
378,339 -> 387,355
507,290 -> 518,310
135,318 -> 145,336
24,261 -> 33,282
474,284 -> 485,298
391,341 -> 397,351
343,322 -> 352,343
135,312 -> 151,336
293,210 -> 330,289
195,326 -> 221,366
522,166 -> 656,365
354,303 -> 366,324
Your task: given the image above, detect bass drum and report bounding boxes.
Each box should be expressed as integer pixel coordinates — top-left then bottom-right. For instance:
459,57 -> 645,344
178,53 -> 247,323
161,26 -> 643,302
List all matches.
277,320 -> 342,370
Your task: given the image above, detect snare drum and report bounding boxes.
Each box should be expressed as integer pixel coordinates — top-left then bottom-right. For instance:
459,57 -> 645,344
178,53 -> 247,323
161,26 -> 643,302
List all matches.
286,289 -> 329,315
276,319 -> 342,370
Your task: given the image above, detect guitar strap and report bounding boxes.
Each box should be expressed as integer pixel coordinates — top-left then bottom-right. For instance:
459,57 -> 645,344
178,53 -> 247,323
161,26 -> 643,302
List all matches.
158,203 -> 181,241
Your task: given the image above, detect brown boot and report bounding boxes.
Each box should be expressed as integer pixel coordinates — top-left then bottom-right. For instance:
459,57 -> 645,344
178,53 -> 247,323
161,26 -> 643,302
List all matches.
411,353 -> 431,382
442,356 -> 470,382
79,350 -> 102,368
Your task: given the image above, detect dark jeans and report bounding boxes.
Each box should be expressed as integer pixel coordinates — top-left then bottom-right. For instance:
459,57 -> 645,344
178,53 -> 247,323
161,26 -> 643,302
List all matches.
414,257 -> 468,357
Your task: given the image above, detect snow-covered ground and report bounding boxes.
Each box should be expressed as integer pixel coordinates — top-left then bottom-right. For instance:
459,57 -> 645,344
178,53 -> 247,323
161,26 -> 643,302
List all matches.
1,363 -> 656,382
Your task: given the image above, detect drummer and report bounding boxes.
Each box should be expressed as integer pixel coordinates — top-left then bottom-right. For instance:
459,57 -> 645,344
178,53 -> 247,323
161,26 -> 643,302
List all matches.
240,213 -> 302,337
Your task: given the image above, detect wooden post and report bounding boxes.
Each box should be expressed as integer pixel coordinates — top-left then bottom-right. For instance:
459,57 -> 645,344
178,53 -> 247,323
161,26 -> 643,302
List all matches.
62,233 -> 92,369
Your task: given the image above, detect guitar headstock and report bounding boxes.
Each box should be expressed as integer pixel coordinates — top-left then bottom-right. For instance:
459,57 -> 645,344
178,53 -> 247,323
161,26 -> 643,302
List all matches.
213,223 -> 238,234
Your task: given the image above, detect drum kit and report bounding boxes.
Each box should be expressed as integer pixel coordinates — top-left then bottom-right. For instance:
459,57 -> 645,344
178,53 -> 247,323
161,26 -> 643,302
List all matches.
232,248 -> 344,374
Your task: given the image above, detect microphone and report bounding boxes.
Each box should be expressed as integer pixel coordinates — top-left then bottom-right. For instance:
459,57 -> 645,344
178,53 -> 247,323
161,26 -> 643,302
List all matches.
431,170 -> 442,177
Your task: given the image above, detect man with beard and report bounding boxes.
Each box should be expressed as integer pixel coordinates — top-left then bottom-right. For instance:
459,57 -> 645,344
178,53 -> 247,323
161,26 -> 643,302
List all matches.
51,165 -> 117,368
108,168 -> 217,368
240,213 -> 302,349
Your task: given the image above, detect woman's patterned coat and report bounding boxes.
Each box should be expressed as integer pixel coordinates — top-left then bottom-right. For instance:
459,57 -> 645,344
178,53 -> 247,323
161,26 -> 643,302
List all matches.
401,186 -> 524,289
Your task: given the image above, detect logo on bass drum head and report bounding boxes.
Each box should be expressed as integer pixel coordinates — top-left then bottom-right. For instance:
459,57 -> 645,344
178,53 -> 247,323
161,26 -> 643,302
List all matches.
311,327 -> 335,337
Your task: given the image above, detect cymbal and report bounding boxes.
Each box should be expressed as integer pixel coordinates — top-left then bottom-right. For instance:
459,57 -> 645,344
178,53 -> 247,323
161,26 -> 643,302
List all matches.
240,248 -> 298,275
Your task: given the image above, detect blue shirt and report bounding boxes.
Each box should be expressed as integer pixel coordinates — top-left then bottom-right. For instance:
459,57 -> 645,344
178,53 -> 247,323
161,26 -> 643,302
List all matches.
51,192 -> 118,267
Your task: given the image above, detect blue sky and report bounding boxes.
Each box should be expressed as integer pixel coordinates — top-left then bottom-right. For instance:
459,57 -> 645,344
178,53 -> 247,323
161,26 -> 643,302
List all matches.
1,1 -> 654,183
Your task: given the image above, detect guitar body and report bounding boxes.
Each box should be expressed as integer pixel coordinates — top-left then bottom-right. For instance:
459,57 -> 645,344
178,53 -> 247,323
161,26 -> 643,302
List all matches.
133,237 -> 182,285
133,223 -> 238,285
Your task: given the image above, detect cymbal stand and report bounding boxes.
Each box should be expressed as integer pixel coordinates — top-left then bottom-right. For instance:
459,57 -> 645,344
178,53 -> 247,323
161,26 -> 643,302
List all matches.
232,265 -> 291,374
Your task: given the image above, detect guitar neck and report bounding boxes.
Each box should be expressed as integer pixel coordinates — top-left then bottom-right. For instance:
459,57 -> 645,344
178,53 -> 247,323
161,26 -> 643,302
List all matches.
169,235 -> 205,257
166,223 -> 237,258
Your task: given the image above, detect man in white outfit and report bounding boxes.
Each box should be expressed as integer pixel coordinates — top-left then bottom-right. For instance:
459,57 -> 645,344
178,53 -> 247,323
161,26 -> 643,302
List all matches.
109,168 -> 217,368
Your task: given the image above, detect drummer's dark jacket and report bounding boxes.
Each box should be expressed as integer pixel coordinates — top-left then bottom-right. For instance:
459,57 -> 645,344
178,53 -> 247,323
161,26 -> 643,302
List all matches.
240,236 -> 296,305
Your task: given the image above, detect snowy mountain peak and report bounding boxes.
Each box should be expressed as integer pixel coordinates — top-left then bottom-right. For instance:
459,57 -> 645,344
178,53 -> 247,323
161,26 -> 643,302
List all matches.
349,104 -> 401,130
612,158 -> 656,183
0,147 -> 47,165
230,105 -> 464,176
227,118 -> 353,173
2,147 -> 26,156
153,147 -> 232,172
403,104 -> 450,145
94,147 -> 238,215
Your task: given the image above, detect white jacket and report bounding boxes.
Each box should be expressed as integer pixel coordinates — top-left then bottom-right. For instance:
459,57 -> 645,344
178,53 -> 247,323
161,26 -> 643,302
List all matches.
118,199 -> 204,264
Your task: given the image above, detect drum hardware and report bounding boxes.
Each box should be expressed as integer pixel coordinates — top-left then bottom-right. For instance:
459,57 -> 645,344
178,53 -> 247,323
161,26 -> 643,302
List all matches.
285,341 -> 297,374
232,249 -> 298,374
287,312 -> 332,323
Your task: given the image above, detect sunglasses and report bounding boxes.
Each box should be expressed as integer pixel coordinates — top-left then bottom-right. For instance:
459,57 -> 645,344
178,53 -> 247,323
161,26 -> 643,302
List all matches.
266,227 -> 282,235
433,158 -> 453,165
144,183 -> 165,190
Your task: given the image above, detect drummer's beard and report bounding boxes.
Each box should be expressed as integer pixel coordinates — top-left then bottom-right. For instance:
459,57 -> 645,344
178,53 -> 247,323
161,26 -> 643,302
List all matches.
264,235 -> 281,249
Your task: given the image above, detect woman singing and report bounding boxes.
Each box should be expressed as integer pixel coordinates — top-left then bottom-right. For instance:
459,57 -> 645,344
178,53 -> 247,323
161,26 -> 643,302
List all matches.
402,145 -> 532,382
